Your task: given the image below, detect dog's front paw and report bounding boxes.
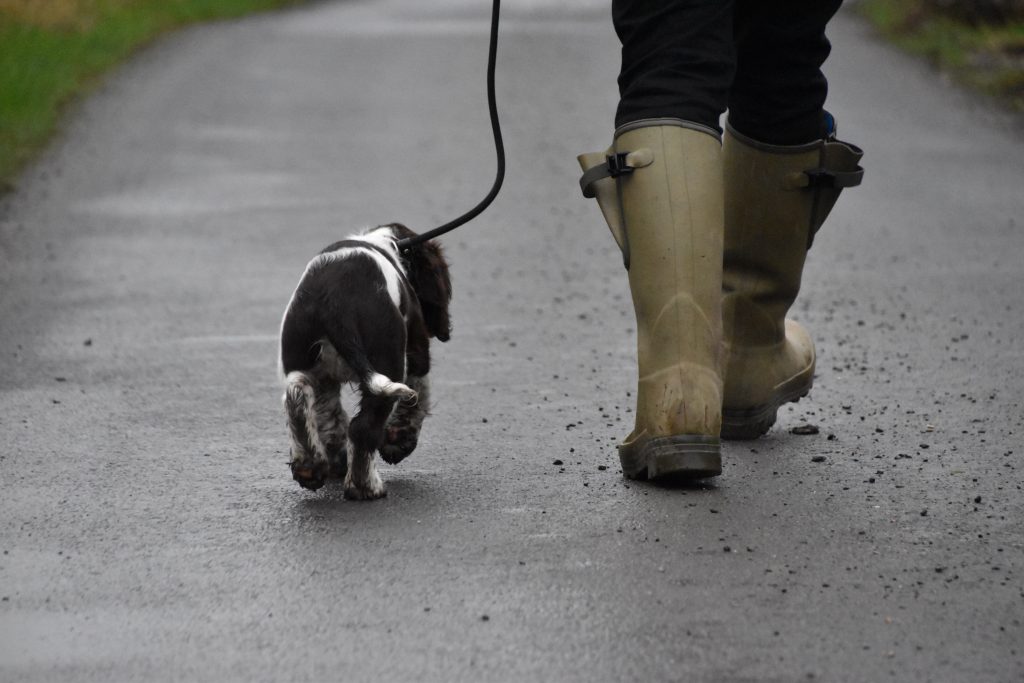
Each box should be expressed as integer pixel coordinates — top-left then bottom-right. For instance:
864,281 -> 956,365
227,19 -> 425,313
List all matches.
343,470 -> 387,501
291,460 -> 329,491
379,424 -> 420,464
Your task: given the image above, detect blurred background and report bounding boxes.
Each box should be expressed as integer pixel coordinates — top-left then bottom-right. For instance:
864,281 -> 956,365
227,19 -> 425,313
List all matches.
1,0 -> 1022,194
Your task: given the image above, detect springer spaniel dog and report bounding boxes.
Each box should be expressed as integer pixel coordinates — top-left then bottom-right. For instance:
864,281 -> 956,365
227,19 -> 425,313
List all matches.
278,224 -> 452,499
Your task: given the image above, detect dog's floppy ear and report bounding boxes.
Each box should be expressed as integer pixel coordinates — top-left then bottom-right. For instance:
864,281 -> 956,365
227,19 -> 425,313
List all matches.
408,240 -> 452,342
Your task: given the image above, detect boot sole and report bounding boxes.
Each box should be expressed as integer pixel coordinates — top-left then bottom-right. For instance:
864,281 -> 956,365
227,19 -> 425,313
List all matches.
721,369 -> 814,440
620,435 -> 722,481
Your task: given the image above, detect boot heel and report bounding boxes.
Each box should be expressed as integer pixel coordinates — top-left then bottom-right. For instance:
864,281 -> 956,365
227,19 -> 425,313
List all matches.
624,435 -> 722,481
721,404 -> 780,440
721,356 -> 814,440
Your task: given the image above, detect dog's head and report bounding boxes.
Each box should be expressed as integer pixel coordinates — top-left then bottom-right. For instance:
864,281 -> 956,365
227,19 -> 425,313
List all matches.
385,223 -> 453,342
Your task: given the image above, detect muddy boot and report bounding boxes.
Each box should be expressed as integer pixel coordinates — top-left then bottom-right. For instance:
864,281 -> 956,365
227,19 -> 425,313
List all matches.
720,122 -> 863,439
579,120 -> 724,480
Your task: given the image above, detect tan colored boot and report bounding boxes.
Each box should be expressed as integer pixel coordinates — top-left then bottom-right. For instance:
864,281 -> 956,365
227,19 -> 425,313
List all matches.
579,119 -> 723,480
721,123 -> 863,439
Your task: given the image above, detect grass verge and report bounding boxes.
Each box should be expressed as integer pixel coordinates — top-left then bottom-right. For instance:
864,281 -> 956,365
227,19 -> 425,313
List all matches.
0,0 -> 302,191
858,0 -> 1024,112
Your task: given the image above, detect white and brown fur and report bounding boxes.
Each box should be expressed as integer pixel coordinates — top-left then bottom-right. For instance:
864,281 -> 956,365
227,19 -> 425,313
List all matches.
279,224 -> 451,499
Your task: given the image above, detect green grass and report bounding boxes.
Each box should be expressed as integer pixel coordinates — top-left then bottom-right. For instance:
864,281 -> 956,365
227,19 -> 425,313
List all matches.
859,0 -> 1024,112
0,0 -> 302,191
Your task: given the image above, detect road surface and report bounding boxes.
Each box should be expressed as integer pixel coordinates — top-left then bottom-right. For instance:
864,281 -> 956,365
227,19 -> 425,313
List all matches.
1,0 -> 1022,680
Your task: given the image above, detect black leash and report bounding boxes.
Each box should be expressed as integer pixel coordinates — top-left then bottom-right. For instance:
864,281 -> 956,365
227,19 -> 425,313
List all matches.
397,0 -> 504,253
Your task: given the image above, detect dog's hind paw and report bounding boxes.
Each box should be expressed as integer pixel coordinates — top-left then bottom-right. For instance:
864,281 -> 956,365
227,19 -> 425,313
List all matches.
291,461 -> 329,491
379,425 -> 419,464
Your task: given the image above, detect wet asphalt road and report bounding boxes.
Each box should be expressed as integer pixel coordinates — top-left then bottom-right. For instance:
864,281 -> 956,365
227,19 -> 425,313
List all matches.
1,1 -> 1023,681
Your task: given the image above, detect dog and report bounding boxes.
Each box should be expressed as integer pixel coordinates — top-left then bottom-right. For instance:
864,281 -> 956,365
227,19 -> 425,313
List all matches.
278,223 -> 452,499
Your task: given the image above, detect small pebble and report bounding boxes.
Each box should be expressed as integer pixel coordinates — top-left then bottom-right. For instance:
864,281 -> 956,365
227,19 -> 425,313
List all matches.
791,424 -> 820,435
811,455 -> 826,463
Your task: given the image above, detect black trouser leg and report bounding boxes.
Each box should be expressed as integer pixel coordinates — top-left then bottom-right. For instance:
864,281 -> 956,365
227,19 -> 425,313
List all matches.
613,0 -> 735,132
729,0 -> 843,145
613,0 -> 842,142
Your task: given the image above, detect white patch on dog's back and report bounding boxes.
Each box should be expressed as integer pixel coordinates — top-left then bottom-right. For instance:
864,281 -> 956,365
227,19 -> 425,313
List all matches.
313,239 -> 403,308
358,225 -> 402,258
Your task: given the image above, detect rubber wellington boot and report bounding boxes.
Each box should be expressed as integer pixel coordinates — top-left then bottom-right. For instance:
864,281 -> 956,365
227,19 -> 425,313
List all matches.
720,122 -> 863,439
578,120 -> 724,480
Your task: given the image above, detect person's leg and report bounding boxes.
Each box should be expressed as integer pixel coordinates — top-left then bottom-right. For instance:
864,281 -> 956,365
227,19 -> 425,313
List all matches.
613,0 -> 735,132
578,1 -> 736,479
729,0 -> 841,145
720,0 -> 864,439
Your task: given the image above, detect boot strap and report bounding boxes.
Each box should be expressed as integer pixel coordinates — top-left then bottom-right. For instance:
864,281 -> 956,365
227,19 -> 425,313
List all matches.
787,166 -> 863,190
784,139 -> 865,191
806,138 -> 865,248
579,149 -> 654,198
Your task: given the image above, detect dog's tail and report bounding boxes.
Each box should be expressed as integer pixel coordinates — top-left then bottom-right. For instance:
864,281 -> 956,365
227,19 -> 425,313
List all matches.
322,333 -> 417,401
364,372 -> 417,400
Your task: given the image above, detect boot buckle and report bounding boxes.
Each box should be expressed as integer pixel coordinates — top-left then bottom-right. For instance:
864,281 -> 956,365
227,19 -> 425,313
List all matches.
605,152 -> 635,178
803,168 -> 836,189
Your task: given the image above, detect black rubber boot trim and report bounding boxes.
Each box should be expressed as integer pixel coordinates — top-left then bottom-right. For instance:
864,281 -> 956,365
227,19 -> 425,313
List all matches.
621,434 -> 722,481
